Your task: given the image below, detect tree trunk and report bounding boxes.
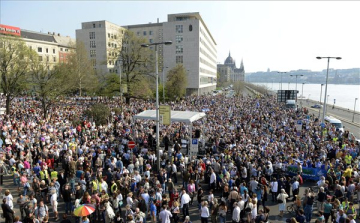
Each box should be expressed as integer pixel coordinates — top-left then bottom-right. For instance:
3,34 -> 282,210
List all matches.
5,95 -> 10,115
42,98 -> 47,119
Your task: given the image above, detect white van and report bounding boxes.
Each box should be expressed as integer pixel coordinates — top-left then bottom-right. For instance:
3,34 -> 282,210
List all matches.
324,116 -> 344,132
285,100 -> 297,110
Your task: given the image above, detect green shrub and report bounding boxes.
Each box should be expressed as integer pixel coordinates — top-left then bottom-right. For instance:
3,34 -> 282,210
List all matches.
84,103 -> 111,126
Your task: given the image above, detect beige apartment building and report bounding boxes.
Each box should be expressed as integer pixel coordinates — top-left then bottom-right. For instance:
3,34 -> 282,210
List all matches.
76,20 -> 125,74
0,24 -> 74,69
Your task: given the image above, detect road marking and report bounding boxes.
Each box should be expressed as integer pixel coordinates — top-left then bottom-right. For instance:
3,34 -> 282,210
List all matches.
305,106 -> 360,128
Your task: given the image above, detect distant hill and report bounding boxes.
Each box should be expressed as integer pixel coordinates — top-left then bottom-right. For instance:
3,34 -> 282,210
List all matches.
246,68 -> 360,85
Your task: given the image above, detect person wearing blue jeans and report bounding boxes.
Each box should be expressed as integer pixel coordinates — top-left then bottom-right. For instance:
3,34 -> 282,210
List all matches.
65,202 -> 73,214
304,204 -> 313,223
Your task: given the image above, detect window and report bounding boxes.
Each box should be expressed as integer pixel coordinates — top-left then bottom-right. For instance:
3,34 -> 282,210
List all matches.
29,46 -> 32,50
46,48 -> 48,53
46,56 -> 49,62
38,47 -> 42,53
176,45 -> 183,54
143,31 -> 147,36
90,41 -> 96,48
91,59 -> 96,66
53,57 -> 56,62
176,25 -> 183,33
111,34 -> 113,39
99,23 -> 101,28
149,39 -> 153,43
108,33 -> 110,38
65,49 -> 68,52
137,31 -> 140,36
176,35 -> 183,43
89,32 -> 95,39
114,35 -> 117,39
93,23 -> 96,28
53,49 -> 55,54
90,50 -> 96,57
189,25 -> 193,32
39,56 -> 43,61
149,31 -> 153,35
176,56 -> 183,64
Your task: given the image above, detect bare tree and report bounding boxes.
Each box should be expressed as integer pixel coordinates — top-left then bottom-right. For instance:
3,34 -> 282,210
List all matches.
0,36 -> 35,114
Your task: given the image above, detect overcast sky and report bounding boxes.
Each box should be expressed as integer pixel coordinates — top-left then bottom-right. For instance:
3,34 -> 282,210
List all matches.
1,1 -> 359,72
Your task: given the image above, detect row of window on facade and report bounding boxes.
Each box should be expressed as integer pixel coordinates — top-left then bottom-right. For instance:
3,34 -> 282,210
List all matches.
34,46 -> 68,54
108,69 -> 118,73
176,25 -> 192,34
137,30 -> 154,36
38,55 -> 57,62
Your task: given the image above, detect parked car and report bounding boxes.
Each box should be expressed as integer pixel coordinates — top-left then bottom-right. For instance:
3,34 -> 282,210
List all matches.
311,104 -> 322,109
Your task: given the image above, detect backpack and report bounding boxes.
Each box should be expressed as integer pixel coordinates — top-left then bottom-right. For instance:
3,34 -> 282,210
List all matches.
299,175 -> 303,185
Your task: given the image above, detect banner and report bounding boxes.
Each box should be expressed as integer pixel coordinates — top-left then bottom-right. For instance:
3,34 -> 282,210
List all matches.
0,24 -> 21,36
159,105 -> 171,125
286,165 -> 327,181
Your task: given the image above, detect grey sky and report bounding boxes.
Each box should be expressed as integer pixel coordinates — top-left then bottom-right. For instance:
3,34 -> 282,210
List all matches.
1,1 -> 359,72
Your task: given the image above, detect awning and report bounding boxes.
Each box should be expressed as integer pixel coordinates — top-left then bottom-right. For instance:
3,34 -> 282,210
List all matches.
133,110 -> 206,124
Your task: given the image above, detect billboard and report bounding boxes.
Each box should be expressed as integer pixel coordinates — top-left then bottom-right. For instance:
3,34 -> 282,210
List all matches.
0,24 -> 21,36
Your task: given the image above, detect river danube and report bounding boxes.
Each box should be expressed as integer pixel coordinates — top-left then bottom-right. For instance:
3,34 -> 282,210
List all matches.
251,82 -> 360,112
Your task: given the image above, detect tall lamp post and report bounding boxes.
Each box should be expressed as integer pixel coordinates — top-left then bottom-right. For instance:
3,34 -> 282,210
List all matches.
290,74 -> 303,95
162,66 -> 169,104
301,83 -> 305,98
319,84 -> 324,118
353,98 -> 358,122
141,41 -> 172,171
277,71 -> 287,91
316,56 -> 341,123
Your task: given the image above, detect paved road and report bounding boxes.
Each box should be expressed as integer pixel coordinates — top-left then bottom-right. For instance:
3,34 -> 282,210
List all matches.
300,99 -> 360,139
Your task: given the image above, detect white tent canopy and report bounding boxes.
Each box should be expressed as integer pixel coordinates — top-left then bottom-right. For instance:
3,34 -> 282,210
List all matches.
134,110 -> 206,158
133,110 -> 206,124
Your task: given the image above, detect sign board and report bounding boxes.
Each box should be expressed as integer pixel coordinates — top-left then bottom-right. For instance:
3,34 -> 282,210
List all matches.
296,120 -> 302,132
190,138 -> 198,153
277,90 -> 298,102
0,24 -> 21,36
128,141 -> 135,149
159,105 -> 171,125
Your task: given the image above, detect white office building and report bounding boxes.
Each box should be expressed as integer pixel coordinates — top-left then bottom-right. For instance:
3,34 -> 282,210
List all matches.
163,13 -> 217,95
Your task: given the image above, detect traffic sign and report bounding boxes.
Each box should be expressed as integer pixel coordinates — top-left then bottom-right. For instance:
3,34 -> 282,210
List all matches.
128,141 -> 135,149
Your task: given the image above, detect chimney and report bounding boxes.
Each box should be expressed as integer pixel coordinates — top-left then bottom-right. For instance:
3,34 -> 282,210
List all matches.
48,32 -> 51,34
157,18 -> 159,23
53,32 -> 55,35
58,33 -> 60,36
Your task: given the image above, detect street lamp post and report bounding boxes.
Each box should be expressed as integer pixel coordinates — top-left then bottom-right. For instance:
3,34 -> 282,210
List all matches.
290,74 -> 304,95
316,56 -> 342,123
319,84 -> 324,118
162,66 -> 168,104
141,41 -> 172,171
301,83 -> 305,98
353,98 -> 358,122
277,72 -> 287,91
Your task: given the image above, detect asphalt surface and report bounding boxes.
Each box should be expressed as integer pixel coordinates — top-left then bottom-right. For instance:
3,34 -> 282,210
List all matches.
300,99 -> 360,139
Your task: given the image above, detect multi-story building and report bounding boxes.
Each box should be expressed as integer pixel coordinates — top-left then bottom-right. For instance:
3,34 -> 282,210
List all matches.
78,12 -> 217,95
217,52 -> 245,83
76,20 -> 125,74
163,13 -> 217,95
0,24 -> 74,69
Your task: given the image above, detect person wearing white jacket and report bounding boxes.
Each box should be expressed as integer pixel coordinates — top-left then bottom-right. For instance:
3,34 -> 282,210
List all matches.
232,202 -> 241,223
200,201 -> 209,223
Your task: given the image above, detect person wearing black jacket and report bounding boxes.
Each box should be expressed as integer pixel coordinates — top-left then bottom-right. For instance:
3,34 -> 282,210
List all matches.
1,198 -> 14,223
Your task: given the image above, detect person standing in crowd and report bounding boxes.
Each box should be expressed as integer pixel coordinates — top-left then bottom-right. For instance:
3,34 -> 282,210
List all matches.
200,201 -> 210,223
2,198 -> 14,223
180,189 -> 191,220
277,189 -> 288,218
159,205 -> 172,223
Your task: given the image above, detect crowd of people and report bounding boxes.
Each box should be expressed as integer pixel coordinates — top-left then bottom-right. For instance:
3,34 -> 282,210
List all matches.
0,91 -> 359,223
